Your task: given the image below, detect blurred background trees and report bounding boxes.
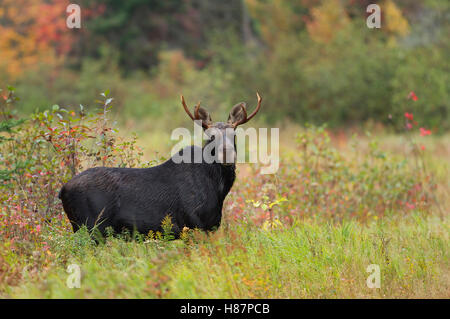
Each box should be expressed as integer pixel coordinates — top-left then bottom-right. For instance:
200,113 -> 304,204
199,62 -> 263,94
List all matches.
0,0 -> 448,130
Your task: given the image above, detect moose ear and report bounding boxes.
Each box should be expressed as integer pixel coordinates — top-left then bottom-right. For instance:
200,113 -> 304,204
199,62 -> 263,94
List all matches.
196,106 -> 212,127
227,103 -> 247,126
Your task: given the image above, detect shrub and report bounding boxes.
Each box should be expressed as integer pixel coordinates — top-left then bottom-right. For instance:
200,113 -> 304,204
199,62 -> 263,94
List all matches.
226,123 -> 436,226
0,89 -> 150,255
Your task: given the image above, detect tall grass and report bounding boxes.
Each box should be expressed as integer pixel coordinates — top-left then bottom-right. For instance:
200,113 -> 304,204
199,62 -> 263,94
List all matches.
0,90 -> 448,298
3,213 -> 448,298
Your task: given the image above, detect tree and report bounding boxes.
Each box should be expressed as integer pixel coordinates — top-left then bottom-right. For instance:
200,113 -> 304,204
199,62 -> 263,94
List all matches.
0,0 -> 74,79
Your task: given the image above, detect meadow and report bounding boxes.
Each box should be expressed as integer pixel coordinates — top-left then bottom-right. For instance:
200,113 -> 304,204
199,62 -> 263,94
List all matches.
0,88 -> 448,298
0,0 -> 448,300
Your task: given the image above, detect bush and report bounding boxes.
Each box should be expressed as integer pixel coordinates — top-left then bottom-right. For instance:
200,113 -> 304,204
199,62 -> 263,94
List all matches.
226,123 -> 436,226
0,90 -> 150,256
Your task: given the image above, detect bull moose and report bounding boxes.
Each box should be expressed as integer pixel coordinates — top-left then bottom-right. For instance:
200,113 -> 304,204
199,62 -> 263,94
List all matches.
59,93 -> 262,237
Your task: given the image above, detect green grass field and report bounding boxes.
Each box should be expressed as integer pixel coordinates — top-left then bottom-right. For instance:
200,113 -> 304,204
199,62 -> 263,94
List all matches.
3,212 -> 448,298
1,101 -> 449,298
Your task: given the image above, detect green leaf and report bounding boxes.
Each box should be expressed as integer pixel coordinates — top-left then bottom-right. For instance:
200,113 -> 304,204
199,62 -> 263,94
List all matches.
105,98 -> 113,106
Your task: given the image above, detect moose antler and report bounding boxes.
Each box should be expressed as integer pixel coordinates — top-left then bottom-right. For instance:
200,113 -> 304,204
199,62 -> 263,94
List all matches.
233,92 -> 262,127
181,95 -> 208,128
194,102 -> 201,120
181,95 -> 194,120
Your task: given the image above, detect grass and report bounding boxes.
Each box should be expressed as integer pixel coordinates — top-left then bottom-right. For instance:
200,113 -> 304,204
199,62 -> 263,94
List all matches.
1,94 -> 448,298
2,212 -> 448,298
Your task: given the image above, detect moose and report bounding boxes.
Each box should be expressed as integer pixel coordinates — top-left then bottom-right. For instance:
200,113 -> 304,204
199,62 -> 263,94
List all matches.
59,93 -> 262,237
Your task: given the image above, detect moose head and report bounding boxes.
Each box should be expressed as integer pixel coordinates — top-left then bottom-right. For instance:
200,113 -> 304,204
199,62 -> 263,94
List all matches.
180,93 -> 262,164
